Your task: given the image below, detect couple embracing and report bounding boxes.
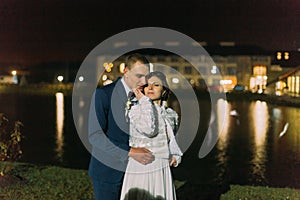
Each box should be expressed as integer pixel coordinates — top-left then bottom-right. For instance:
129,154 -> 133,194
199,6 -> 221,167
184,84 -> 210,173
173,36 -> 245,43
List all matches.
88,53 -> 183,200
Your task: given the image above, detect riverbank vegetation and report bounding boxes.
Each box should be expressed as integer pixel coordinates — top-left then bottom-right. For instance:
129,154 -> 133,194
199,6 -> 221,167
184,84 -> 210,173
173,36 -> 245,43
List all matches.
1,162 -> 300,199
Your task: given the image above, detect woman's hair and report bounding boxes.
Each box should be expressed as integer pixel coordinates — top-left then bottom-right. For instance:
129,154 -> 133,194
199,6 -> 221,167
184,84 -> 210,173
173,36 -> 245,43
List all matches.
145,71 -> 170,102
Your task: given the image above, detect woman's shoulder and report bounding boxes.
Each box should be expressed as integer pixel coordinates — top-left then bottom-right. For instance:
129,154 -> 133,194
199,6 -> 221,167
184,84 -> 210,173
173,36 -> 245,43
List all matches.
165,107 -> 176,113
162,107 -> 178,117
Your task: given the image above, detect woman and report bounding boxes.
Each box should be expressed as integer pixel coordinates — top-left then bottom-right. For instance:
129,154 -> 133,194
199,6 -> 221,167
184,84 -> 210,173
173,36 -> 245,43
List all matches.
121,71 -> 182,200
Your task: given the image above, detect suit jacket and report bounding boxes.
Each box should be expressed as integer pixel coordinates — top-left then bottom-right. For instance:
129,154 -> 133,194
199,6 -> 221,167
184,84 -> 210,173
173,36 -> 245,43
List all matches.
88,78 -> 130,183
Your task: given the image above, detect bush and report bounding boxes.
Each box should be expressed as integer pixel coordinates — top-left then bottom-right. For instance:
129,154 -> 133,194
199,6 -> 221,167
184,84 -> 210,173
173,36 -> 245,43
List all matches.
0,113 -> 23,176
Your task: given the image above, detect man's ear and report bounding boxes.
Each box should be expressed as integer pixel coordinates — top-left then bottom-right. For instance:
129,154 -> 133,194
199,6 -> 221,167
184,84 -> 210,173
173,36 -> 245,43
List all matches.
123,67 -> 128,74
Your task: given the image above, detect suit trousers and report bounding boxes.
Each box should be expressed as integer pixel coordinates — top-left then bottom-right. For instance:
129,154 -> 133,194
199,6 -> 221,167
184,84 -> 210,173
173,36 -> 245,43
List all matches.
92,179 -> 122,200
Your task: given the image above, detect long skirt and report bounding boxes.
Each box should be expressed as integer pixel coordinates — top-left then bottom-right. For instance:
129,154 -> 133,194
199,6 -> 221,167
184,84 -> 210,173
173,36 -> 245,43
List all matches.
120,157 -> 176,200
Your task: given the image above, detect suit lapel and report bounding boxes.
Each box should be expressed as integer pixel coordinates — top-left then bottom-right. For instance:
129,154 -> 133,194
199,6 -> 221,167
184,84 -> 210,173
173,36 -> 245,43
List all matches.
114,79 -> 127,104
111,79 -> 129,133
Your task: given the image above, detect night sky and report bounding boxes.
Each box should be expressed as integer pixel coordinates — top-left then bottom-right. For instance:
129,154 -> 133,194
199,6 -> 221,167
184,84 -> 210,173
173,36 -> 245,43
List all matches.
0,0 -> 299,65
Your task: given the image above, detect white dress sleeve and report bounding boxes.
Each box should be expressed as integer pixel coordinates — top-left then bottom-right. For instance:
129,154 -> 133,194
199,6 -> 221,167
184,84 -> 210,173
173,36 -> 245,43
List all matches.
128,96 -> 159,138
162,107 -> 183,167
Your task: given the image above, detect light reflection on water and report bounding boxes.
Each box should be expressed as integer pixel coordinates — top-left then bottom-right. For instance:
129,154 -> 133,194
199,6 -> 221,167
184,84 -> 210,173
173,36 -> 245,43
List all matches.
249,101 -> 268,183
55,92 -> 64,161
215,100 -> 269,184
216,99 -> 231,163
285,107 -> 300,149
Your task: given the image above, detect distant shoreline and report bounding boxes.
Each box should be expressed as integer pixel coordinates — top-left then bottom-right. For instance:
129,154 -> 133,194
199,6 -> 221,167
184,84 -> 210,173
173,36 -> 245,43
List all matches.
1,84 -> 300,108
225,91 -> 300,108
0,84 -> 73,96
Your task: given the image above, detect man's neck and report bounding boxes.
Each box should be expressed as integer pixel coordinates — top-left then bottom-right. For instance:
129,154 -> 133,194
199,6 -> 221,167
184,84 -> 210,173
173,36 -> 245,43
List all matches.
121,77 -> 131,95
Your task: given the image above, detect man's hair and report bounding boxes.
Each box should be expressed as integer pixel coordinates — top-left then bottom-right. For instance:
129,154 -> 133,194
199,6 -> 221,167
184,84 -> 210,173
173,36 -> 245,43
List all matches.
125,53 -> 150,70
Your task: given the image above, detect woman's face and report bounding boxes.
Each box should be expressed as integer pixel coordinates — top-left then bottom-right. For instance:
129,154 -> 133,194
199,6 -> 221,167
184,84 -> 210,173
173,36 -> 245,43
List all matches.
144,76 -> 164,101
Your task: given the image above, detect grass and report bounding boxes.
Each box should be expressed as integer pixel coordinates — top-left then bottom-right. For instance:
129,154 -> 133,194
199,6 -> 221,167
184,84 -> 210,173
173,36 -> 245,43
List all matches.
1,162 -> 300,200
220,185 -> 300,200
0,162 -> 94,200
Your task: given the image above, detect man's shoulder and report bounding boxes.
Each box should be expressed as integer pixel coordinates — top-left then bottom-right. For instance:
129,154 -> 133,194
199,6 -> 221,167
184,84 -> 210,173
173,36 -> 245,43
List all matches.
96,78 -> 120,93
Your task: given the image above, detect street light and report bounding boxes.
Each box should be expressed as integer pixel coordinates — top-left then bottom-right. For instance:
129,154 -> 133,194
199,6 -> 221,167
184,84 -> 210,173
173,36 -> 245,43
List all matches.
11,70 -> 17,76
57,75 -> 64,83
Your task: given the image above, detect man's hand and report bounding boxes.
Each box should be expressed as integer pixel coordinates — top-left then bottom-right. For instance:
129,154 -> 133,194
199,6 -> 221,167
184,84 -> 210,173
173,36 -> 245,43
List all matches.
128,147 -> 155,165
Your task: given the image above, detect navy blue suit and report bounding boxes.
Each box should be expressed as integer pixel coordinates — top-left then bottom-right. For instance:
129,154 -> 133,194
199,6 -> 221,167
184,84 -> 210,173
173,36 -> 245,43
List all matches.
88,78 -> 130,200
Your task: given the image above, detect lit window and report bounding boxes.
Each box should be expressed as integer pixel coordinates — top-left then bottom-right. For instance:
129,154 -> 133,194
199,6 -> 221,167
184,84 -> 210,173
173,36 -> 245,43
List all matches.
276,52 -> 282,60
284,52 -> 289,60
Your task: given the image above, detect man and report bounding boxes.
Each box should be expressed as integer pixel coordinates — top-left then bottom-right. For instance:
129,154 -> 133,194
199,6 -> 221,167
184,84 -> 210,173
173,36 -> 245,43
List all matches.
88,53 -> 154,200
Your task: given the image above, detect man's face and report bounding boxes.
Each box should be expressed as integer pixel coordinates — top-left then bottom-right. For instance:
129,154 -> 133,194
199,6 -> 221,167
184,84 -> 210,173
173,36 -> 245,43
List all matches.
124,61 -> 149,90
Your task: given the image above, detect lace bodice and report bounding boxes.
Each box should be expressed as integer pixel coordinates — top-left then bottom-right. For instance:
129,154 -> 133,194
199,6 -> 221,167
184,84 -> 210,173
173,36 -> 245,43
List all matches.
129,96 -> 182,160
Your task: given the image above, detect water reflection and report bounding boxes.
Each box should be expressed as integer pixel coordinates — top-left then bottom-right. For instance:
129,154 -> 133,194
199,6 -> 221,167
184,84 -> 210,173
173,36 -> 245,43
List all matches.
216,99 -> 231,156
55,92 -> 64,161
285,107 -> 300,148
78,97 -> 85,131
249,100 -> 269,183
215,99 -> 231,183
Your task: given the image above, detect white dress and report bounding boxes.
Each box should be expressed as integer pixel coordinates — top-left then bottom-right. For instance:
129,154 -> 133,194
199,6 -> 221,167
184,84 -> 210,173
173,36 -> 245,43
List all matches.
120,96 -> 182,200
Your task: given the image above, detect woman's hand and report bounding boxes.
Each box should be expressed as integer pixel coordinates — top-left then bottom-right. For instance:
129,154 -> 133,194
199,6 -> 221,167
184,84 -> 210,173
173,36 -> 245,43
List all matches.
133,88 -> 144,101
169,156 -> 177,167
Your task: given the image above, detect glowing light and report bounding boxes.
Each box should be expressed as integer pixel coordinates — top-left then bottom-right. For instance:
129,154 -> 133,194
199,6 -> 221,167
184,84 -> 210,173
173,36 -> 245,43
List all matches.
119,63 -> 125,73
217,99 -> 231,151
149,63 -> 154,72
102,75 -> 108,81
55,92 -> 64,161
172,77 -> 179,84
57,75 -> 64,82
249,100 -> 269,181
251,101 -> 268,146
211,66 -> 217,74
78,76 -> 84,82
11,70 -> 17,76
103,79 -> 113,85
103,62 -> 113,72
284,52 -> 289,60
220,79 -> 233,85
276,52 -> 282,60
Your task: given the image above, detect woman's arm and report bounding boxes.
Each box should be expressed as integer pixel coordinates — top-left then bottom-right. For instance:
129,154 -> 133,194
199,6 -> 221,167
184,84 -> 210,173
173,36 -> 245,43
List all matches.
163,108 -> 183,167
129,96 -> 159,138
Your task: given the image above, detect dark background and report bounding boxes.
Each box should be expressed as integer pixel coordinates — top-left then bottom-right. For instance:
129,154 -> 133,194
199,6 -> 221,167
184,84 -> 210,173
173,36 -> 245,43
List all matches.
0,0 -> 299,65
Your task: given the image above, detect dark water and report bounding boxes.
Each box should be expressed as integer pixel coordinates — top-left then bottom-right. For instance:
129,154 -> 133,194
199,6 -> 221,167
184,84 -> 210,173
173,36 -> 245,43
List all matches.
1,93 -> 300,192
0,93 -> 90,170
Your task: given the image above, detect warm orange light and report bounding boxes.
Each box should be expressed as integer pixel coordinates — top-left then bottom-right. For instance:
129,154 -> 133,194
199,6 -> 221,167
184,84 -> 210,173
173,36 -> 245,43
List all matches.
11,70 -> 17,76
276,52 -> 282,60
119,63 -> 125,73
103,62 -> 113,72
284,52 -> 289,60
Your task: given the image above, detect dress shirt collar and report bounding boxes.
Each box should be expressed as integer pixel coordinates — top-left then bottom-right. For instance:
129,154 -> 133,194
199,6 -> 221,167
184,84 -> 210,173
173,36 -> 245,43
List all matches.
121,77 -> 131,97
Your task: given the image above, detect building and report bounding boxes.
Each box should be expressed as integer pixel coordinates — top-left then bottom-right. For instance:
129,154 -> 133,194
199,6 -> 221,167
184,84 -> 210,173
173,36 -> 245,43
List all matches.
96,42 -> 273,92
